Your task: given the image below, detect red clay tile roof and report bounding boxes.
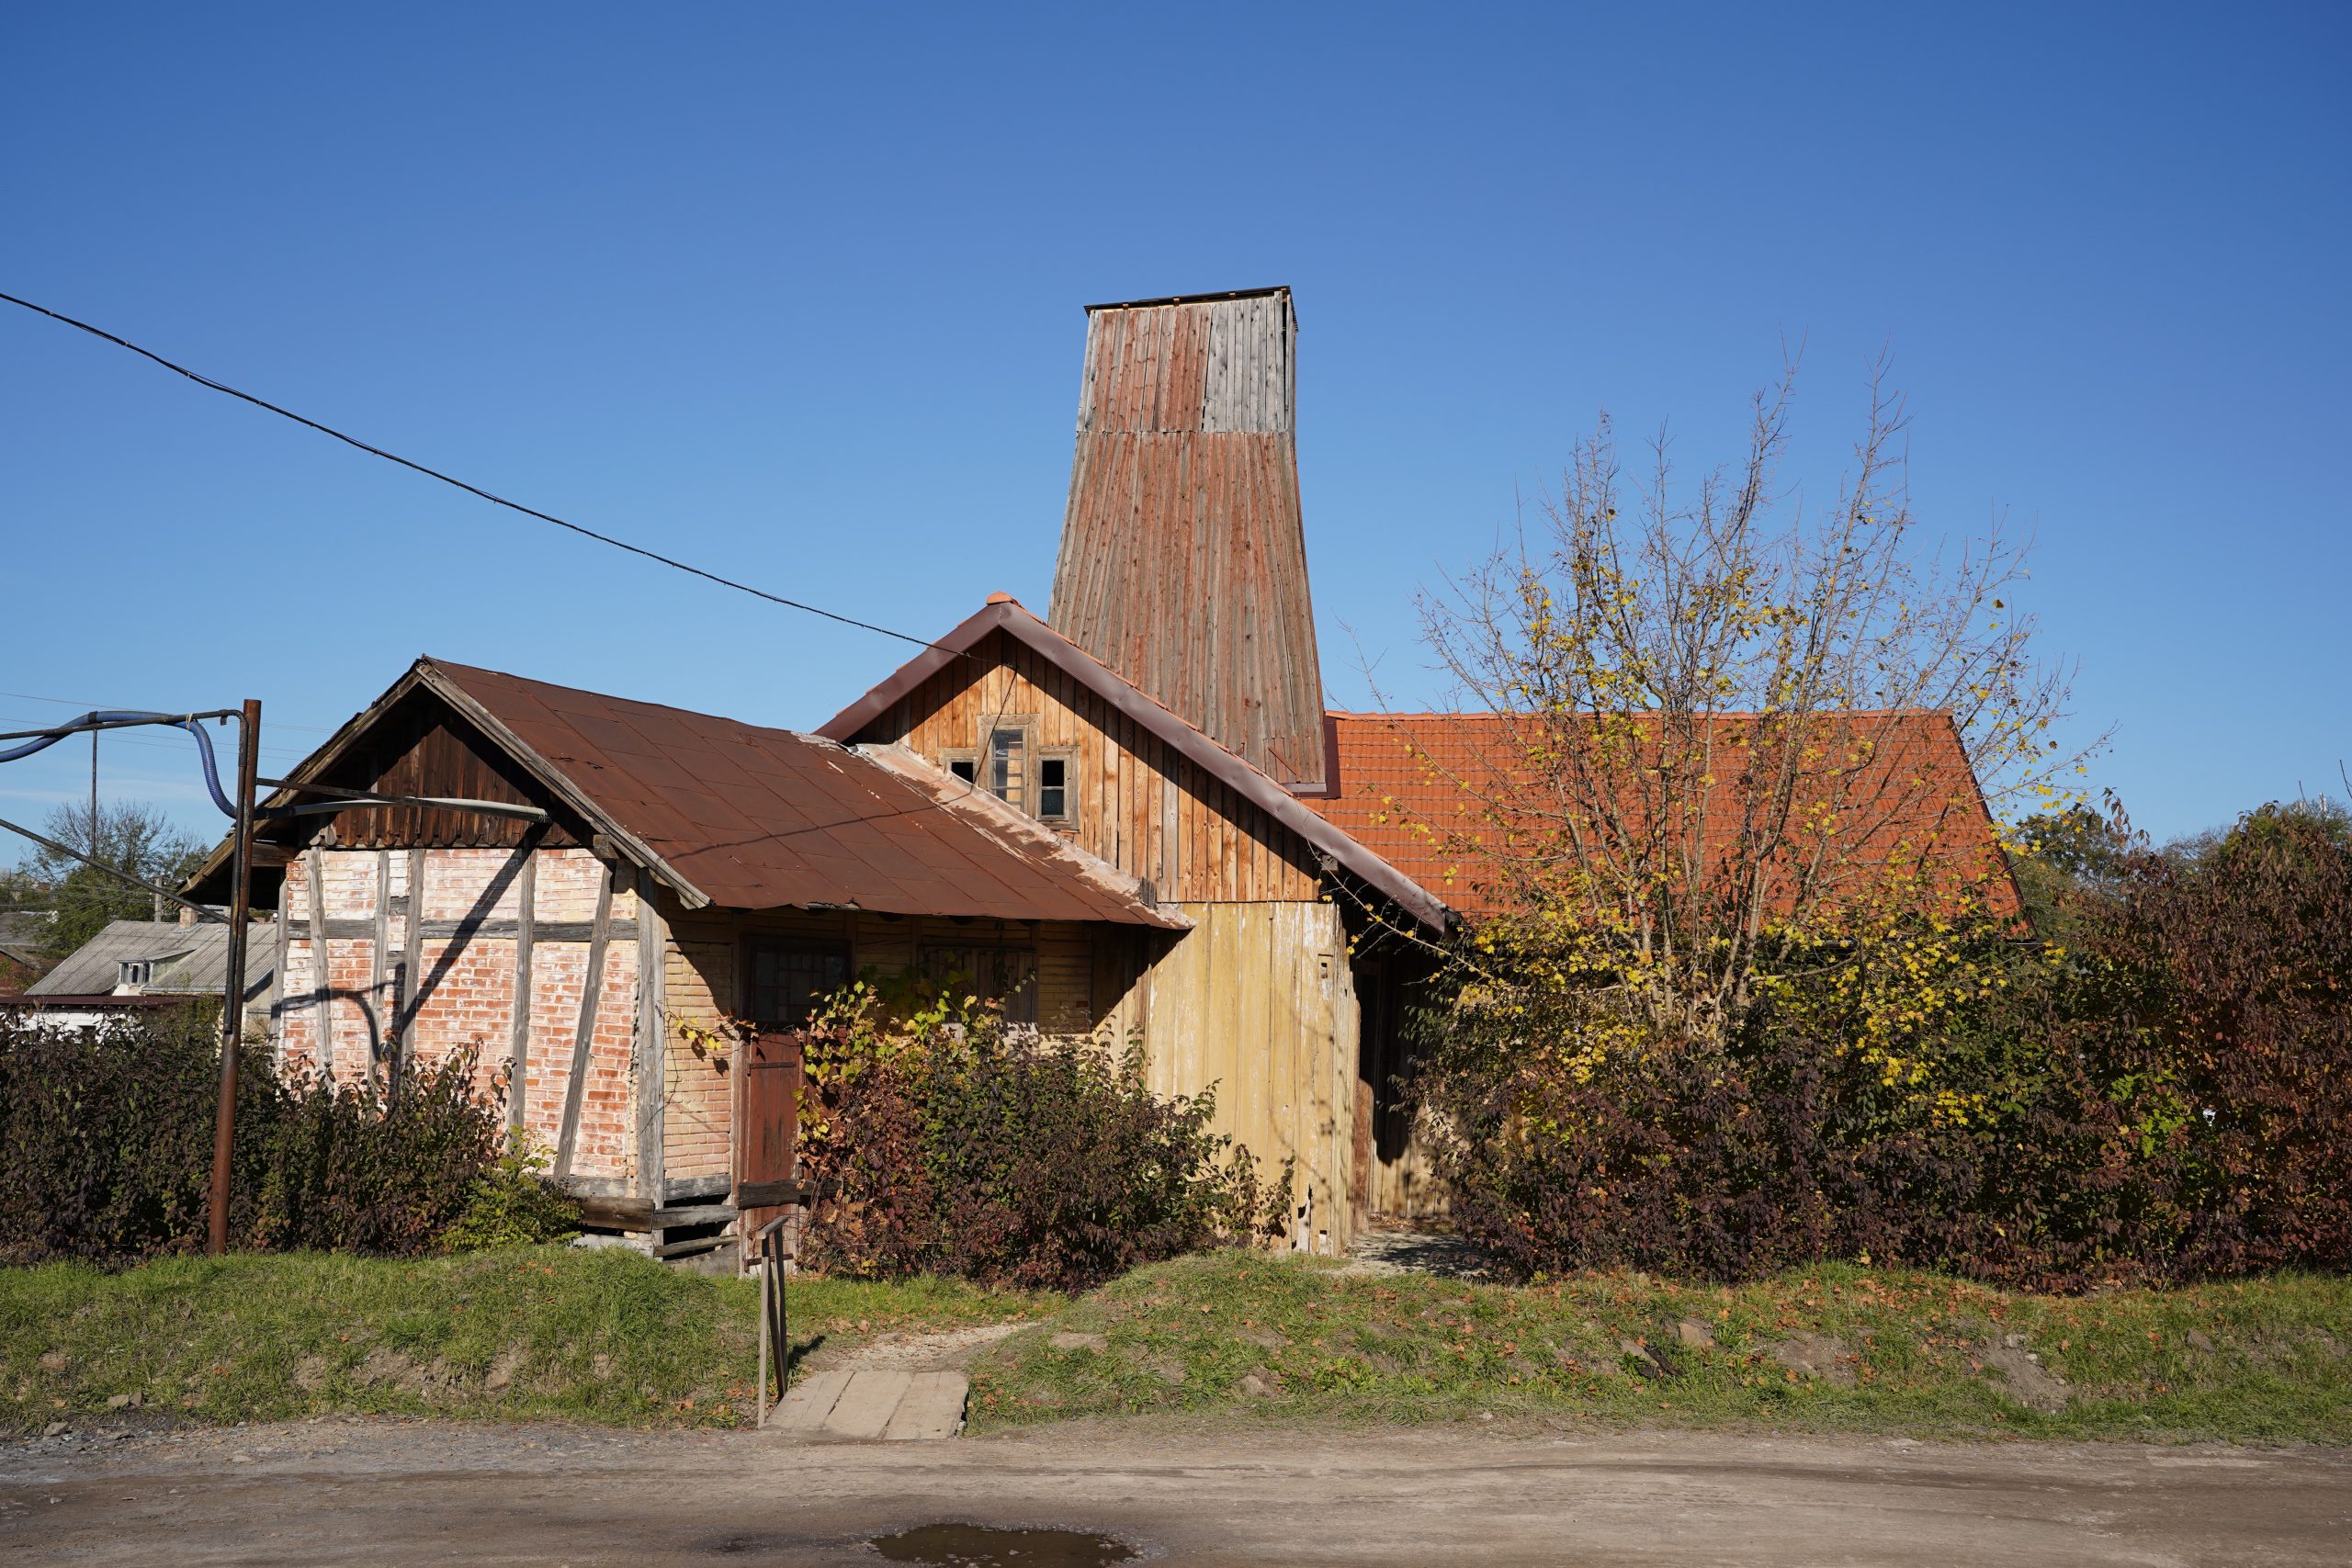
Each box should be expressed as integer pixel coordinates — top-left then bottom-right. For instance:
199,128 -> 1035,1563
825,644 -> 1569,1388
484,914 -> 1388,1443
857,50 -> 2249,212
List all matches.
1301,709 -> 2020,921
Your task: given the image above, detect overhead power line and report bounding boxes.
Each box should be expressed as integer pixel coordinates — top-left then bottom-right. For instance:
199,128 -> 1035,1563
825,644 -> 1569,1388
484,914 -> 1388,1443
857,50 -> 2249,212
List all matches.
1,688 -> 336,733
0,290 -> 958,655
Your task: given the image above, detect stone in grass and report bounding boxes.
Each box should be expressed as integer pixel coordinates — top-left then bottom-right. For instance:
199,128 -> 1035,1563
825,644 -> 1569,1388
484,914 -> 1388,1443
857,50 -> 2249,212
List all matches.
1238,1371 -> 1275,1398
40,1352 -> 65,1372
1676,1320 -> 1717,1351
106,1393 -> 142,1410
1770,1333 -> 1857,1388
2186,1329 -> 2216,1353
1619,1340 -> 1668,1380
1050,1331 -> 1108,1352
43,1422 -> 68,1438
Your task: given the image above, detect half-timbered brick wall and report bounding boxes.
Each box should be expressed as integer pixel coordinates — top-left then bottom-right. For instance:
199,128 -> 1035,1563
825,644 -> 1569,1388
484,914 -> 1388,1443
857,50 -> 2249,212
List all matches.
274,845 -> 642,1187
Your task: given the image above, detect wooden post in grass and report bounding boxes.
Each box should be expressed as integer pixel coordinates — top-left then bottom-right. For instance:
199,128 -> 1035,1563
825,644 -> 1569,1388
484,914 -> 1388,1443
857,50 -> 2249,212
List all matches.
208,699 -> 262,1257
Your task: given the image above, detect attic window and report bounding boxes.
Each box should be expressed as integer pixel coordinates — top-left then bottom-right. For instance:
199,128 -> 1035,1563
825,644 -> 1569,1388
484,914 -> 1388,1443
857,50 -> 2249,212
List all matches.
119,960 -> 153,990
1037,753 -> 1075,826
988,728 -> 1025,811
948,758 -> 977,784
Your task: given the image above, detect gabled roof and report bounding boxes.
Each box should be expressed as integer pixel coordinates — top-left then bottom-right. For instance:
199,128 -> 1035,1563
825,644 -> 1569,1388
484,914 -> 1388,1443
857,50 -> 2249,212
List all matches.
192,658 -> 1185,930
816,597 -> 1452,930
1302,709 -> 2023,921
26,919 -> 277,1002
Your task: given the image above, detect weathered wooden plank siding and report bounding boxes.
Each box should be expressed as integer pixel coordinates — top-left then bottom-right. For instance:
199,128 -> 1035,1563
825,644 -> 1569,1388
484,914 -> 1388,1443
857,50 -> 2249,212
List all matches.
1364,1119 -> 1447,1220
849,628 -> 1320,904
1048,291 -> 1327,789
1131,900 -> 1357,1252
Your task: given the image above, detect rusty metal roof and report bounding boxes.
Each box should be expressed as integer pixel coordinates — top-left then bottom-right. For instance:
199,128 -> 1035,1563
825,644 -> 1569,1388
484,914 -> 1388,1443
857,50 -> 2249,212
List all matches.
210,657 -> 1184,928
420,659 -> 1185,926
1046,287 -> 1329,789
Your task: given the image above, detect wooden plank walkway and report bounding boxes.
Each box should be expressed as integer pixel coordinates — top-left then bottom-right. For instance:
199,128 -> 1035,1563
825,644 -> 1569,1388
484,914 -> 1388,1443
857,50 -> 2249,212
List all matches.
767,1368 -> 967,1441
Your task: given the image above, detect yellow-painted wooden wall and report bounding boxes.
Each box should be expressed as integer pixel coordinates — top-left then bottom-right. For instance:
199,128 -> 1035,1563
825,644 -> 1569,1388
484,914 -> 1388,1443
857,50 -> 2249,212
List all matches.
835,631 -> 1430,1244
1129,900 -> 1360,1252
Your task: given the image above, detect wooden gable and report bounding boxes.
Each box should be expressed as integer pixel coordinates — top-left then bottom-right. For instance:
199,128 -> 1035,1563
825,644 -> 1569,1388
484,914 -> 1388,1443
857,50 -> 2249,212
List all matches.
282,686 -> 582,852
842,627 -> 1322,905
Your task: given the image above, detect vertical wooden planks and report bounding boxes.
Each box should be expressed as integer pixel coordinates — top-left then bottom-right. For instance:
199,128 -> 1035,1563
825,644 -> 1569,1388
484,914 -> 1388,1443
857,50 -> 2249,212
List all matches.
1048,291 -> 1325,788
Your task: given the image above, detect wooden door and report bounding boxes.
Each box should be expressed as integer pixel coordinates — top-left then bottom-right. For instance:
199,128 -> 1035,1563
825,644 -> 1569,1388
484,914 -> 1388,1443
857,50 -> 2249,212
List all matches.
734,1028 -> 804,1244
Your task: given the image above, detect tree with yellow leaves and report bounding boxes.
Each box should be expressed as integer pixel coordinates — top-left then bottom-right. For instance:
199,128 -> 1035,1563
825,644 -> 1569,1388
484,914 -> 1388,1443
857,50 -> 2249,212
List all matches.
1395,359 -> 2089,1048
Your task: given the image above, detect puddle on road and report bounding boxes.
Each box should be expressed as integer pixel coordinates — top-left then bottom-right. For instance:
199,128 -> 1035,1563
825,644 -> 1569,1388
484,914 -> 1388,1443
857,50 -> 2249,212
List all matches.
866,1523 -> 1137,1566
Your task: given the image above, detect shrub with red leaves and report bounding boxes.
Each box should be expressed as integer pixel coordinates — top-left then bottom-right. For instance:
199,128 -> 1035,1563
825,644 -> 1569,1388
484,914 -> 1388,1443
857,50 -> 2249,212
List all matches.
2092,805 -> 2352,1276
798,1003 -> 1286,1293
1423,801 -> 2352,1289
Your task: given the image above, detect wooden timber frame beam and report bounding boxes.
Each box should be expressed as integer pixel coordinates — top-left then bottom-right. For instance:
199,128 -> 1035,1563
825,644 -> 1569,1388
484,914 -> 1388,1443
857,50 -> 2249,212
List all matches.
393,847 -> 426,1092
507,848 -> 537,1134
632,868 -> 667,1202
254,775 -> 550,822
552,856 -> 616,1181
305,843 -> 333,1079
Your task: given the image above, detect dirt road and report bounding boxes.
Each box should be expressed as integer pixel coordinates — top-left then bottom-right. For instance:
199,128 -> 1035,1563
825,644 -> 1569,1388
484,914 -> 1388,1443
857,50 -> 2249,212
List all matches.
6,1416 -> 2347,1565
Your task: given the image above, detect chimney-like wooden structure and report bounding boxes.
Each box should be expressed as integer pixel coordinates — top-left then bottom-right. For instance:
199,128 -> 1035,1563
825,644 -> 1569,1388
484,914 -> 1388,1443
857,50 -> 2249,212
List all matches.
1047,288 -> 1327,789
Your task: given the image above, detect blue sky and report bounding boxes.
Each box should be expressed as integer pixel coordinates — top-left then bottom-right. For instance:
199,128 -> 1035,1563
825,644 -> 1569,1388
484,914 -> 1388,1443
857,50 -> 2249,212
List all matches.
3,3 -> 2345,853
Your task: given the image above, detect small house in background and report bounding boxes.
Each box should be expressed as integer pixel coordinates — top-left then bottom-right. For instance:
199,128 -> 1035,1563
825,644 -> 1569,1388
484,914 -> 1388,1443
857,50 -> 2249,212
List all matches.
185,286 -> 2017,1263
4,914 -> 275,1032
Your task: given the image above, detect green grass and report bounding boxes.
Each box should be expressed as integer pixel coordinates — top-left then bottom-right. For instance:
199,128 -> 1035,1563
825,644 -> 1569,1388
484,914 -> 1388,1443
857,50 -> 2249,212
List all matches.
8,1247 -> 2346,1442
0,1247 -> 1049,1431
966,1252 -> 2352,1444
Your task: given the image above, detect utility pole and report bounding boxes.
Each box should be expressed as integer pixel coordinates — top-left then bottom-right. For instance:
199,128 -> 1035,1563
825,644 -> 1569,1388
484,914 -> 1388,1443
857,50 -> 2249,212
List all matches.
89,729 -> 98,856
208,699 -> 262,1257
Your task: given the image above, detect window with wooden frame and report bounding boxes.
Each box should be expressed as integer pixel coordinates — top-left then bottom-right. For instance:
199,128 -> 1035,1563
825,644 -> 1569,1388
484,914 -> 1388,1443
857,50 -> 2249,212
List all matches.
1035,750 -> 1077,827
941,722 -> 1074,829
984,724 -> 1028,812
743,936 -> 851,1029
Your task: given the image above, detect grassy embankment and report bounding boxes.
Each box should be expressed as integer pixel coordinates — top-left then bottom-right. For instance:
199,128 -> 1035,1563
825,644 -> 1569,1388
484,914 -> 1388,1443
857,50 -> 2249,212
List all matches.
969,1252 -> 2352,1443
6,1247 -> 2346,1442
1,1247 -> 1048,1431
